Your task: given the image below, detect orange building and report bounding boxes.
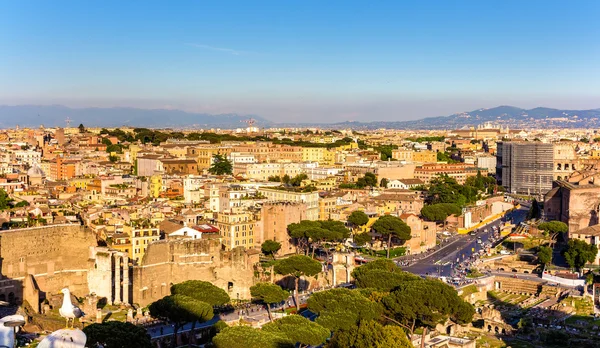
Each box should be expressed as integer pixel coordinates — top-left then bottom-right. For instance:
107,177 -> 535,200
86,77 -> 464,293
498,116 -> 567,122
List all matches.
49,157 -> 76,181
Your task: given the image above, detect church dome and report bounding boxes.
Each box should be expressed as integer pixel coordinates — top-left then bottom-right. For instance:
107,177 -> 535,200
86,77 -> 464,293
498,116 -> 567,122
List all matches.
27,163 -> 45,177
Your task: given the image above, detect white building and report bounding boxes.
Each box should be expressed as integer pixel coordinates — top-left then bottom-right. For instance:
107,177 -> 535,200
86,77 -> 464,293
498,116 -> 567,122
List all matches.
228,152 -> 257,164
13,150 -> 41,167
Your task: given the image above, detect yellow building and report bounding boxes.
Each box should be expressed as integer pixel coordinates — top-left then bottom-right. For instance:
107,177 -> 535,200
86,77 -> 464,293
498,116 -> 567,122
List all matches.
302,147 -> 324,163
216,211 -> 258,250
149,174 -> 162,198
122,226 -> 161,264
189,146 -> 233,170
412,151 -> 437,163
69,178 -> 94,190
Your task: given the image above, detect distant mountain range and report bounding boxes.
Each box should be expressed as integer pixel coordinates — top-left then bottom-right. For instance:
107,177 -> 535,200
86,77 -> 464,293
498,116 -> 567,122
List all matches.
0,105 -> 271,129
1,104 -> 600,129
317,106 -> 600,130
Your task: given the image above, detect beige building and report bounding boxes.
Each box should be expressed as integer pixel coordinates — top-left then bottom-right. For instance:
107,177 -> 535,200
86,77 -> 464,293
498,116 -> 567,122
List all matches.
258,187 -> 319,220
401,213 -> 437,254
216,211 -> 259,250
414,163 -> 476,185
258,202 -> 307,255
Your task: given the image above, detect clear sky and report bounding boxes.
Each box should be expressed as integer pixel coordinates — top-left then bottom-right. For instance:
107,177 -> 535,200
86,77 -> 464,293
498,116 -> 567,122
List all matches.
1,1 -> 599,123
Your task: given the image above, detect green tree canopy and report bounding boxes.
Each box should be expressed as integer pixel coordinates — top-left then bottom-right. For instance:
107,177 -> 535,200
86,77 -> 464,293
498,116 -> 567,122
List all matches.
353,232 -> 372,246
287,220 -> 350,256
327,320 -> 412,348
250,282 -> 289,321
420,203 -> 462,222
307,288 -> 382,332
563,239 -> 598,271
262,315 -> 330,347
149,294 -> 214,347
527,199 -> 541,220
83,321 -> 152,348
213,326 -> 293,348
383,278 -> 474,336
351,259 -> 402,279
537,246 -> 553,265
380,178 -> 389,188
348,210 -> 369,229
0,189 -> 10,210
78,123 -> 86,133
170,280 -> 230,306
538,220 -> 568,236
274,255 -> 322,310
261,240 -> 282,259
354,269 -> 420,292
371,215 -> 411,258
208,154 -> 233,175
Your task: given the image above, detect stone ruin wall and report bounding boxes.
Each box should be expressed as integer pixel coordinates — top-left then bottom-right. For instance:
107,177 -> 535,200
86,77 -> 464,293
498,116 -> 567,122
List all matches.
132,238 -> 259,307
0,224 -> 97,310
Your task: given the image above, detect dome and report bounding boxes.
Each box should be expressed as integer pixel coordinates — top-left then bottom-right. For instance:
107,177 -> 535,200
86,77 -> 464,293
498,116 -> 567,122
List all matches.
27,163 -> 45,177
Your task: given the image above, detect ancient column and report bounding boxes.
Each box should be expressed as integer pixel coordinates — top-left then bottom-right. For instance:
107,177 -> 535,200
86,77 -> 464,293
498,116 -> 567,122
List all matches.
113,254 -> 121,304
122,255 -> 130,304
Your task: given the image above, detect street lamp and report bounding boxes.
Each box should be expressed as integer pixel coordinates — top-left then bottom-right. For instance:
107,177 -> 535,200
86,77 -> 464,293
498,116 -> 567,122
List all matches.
4,319 -> 26,348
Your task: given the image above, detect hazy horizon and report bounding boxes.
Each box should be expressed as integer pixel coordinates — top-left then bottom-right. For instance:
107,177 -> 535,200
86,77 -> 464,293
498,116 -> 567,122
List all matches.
2,1 -> 599,123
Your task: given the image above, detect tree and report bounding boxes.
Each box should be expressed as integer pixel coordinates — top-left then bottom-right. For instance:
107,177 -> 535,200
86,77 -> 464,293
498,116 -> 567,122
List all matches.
109,155 -> 119,163
262,315 -> 330,348
420,203 -> 462,222
353,232 -> 372,246
380,178 -> 389,188
537,246 -> 553,265
348,210 -> 369,231
208,154 -> 233,175
261,240 -> 282,259
527,199 -> 541,220
274,255 -> 322,310
563,239 -> 598,271
383,278 -> 474,339
149,294 -> 214,348
0,189 -> 10,210
538,220 -> 568,245
371,215 -> 411,258
364,172 -> 378,187
307,288 -> 382,332
170,280 -> 230,306
250,282 -> 289,321
328,320 -> 412,348
83,321 -> 152,348
213,326 -> 293,348
287,220 -> 350,258
78,123 -> 86,133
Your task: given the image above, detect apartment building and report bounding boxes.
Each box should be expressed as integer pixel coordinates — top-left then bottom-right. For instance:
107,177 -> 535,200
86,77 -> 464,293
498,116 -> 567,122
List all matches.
216,211 -> 258,250
497,142 -> 554,196
414,163 -> 476,185
258,187 -> 319,220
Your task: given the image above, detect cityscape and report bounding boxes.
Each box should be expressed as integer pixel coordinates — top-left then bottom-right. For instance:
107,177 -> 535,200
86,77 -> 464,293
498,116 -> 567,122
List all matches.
1,1 -> 600,348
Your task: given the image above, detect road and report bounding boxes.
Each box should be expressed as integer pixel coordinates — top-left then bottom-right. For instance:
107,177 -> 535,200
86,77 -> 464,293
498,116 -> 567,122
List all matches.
402,206 -> 528,278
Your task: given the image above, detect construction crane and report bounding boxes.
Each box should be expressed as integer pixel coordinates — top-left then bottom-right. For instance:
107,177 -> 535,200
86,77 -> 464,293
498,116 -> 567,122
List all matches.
241,118 -> 256,128
65,117 -> 72,128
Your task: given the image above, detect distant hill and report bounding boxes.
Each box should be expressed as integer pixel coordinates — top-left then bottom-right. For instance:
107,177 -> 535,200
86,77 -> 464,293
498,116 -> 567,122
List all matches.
1,104 -> 599,129
0,105 -> 272,128
319,106 -> 600,130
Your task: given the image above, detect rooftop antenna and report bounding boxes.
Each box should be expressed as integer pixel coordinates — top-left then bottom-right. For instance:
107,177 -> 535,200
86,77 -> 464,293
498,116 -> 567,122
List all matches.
65,117 -> 72,128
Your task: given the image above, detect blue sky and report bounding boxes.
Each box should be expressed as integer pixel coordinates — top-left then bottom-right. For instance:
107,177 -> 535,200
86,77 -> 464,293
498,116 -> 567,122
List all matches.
1,1 -> 599,122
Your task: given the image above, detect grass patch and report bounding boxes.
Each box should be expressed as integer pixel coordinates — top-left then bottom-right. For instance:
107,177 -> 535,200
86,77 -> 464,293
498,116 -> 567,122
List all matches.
460,284 -> 478,297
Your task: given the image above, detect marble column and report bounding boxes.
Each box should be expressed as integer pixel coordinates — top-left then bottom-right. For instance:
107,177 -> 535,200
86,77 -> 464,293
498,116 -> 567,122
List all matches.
122,255 -> 130,305
113,254 -> 122,304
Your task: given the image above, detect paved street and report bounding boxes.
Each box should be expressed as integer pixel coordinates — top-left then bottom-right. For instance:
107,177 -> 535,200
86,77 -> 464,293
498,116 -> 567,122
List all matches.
402,206 -> 528,278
